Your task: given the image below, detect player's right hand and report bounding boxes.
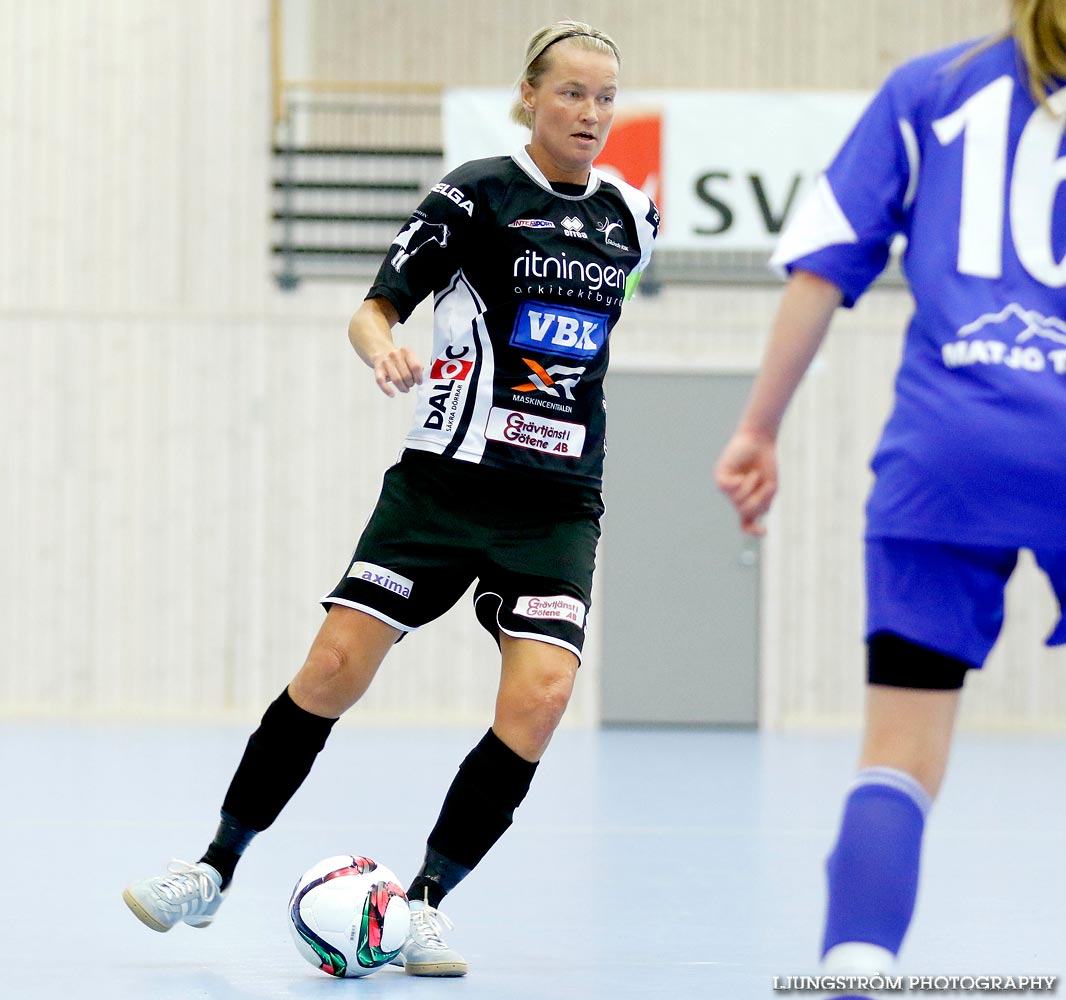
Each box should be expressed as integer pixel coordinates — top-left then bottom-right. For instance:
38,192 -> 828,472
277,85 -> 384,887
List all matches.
714,429 -> 778,537
371,346 -> 423,397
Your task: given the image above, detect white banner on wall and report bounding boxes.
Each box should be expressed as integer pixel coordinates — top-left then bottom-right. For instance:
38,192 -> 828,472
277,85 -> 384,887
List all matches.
443,89 -> 872,252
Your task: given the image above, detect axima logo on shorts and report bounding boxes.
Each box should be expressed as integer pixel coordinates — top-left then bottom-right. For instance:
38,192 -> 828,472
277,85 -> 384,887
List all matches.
514,595 -> 587,628
347,561 -> 413,599
510,301 -> 608,359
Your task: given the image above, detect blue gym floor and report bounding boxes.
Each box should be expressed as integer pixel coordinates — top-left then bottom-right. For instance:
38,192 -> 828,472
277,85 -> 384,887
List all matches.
3,721 -> 1063,998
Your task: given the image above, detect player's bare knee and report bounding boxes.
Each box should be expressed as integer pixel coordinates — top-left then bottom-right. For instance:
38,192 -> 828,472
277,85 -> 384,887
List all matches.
512,671 -> 574,740
541,672 -> 575,724
291,641 -> 360,714
303,640 -> 350,686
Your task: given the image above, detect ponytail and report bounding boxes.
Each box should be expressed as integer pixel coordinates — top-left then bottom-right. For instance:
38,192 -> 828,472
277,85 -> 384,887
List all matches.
1011,0 -> 1066,107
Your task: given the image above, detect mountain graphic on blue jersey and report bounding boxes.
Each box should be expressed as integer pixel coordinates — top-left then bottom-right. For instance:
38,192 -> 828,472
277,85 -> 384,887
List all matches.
957,304 -> 1066,347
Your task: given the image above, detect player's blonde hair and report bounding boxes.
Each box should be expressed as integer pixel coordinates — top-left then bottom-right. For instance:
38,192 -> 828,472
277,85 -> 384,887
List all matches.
510,20 -> 620,129
1010,0 -> 1066,106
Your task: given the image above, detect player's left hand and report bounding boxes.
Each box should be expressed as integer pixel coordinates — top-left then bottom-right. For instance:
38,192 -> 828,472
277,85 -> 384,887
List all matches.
715,429 -> 778,537
371,346 -> 423,397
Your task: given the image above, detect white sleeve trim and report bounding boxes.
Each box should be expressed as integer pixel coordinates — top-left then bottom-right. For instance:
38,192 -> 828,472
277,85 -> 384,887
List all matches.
769,174 -> 858,273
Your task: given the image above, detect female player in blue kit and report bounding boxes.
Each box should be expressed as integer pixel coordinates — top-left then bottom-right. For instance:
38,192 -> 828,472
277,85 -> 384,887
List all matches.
717,0 -> 1065,989
123,19 -> 657,976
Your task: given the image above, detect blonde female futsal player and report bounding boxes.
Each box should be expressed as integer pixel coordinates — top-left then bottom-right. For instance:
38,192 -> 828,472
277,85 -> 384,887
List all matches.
123,19 -> 657,978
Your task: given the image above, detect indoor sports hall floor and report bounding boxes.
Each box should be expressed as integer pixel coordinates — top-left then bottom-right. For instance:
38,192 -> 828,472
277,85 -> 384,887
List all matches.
4,721 -> 1063,999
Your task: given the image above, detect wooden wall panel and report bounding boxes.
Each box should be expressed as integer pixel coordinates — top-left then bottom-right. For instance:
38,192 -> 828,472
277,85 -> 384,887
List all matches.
307,0 -> 1004,90
3,0 -> 1059,731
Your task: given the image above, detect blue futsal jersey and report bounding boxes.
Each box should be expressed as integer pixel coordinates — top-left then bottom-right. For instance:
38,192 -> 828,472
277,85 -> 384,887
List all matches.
773,37 -> 1066,548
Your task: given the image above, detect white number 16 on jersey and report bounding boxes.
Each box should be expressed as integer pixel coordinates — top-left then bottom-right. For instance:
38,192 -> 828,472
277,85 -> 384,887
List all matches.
933,76 -> 1066,287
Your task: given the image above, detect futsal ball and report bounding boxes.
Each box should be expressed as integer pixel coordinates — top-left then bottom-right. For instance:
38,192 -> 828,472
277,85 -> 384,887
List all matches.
288,855 -> 410,978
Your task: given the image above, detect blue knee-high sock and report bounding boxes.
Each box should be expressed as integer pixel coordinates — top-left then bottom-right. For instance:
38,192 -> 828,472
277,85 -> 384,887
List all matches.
822,766 -> 931,957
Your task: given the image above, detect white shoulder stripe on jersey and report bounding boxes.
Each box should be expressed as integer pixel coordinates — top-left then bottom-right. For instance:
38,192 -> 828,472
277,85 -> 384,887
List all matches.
433,265 -> 486,310
769,174 -> 859,273
898,118 -> 921,210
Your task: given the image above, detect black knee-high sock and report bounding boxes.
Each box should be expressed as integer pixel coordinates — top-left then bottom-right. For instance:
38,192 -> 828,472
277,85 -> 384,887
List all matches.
200,687 -> 337,887
199,811 -> 255,889
408,728 -> 538,907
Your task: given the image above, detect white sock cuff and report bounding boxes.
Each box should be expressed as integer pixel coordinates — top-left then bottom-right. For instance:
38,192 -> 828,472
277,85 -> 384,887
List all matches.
850,766 -> 932,817
823,940 -> 896,975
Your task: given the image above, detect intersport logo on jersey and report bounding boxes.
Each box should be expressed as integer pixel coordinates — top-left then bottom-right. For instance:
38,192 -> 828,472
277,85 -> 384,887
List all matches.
510,301 -> 608,359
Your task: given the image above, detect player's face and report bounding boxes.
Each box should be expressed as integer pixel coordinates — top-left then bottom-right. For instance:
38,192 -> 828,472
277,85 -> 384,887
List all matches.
522,42 -> 618,185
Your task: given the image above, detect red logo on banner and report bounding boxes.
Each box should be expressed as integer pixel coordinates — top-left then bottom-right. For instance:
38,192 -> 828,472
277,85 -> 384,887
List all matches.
596,110 -> 663,228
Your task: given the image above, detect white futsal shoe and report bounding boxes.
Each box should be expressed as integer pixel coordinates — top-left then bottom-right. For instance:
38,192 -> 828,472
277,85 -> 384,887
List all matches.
123,860 -> 226,932
392,893 -> 468,976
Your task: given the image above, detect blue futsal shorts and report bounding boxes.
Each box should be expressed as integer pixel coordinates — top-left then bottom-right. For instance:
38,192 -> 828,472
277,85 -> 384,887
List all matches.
322,450 -> 603,663
866,537 -> 1066,668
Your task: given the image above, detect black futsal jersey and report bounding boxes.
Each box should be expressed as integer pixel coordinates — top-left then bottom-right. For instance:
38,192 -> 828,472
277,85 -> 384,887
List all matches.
366,147 -> 659,490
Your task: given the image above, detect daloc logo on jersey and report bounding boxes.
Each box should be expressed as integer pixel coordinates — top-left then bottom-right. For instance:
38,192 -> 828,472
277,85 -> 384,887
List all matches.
510,301 -> 608,360
430,356 -> 473,381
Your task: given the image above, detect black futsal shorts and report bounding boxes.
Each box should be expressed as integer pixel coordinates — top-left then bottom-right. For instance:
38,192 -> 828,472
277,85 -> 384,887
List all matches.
322,449 -> 604,662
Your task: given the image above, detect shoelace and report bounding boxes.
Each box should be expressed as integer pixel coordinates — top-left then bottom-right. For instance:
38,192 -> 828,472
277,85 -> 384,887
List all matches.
157,860 -> 219,905
409,903 -> 455,950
